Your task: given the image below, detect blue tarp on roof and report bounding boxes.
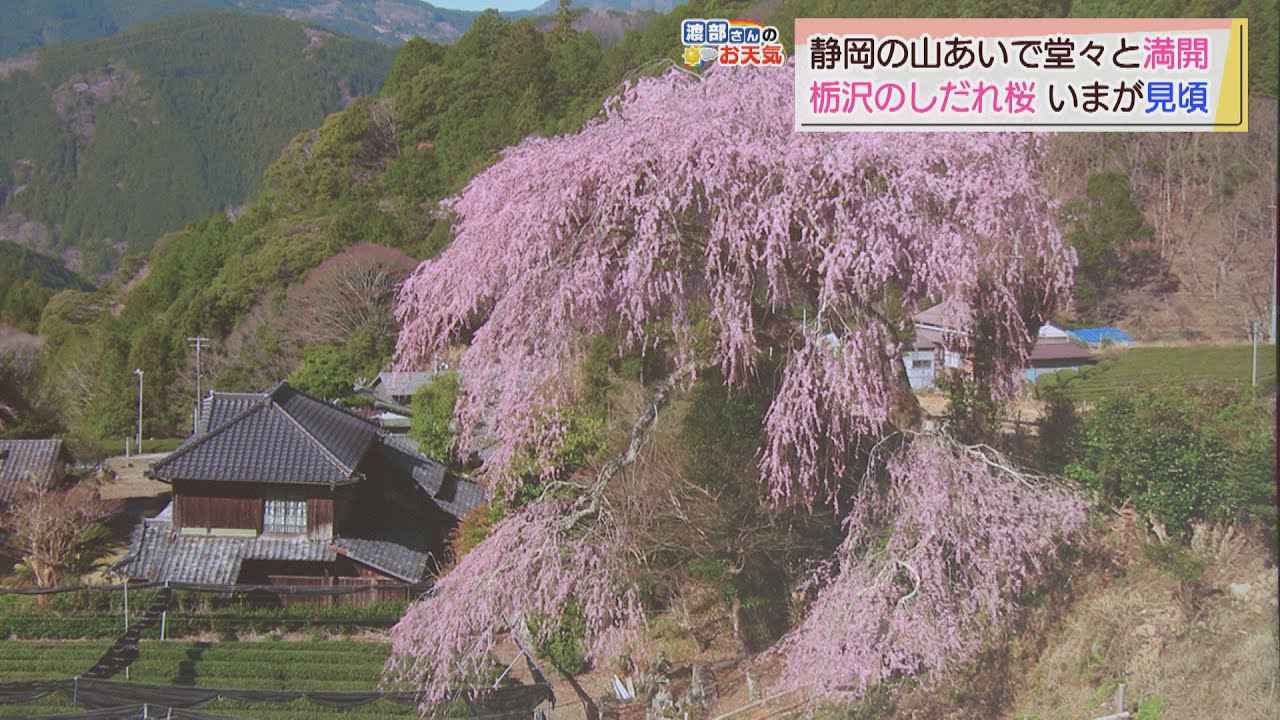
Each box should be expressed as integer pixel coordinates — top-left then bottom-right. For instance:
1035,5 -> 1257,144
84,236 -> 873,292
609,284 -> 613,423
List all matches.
1067,327 -> 1135,346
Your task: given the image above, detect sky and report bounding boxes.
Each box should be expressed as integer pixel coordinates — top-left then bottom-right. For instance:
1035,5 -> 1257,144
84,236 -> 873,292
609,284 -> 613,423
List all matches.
423,0 -> 546,11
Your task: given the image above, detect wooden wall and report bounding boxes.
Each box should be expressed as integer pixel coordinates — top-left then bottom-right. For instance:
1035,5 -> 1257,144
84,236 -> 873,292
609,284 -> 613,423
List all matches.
172,481 -> 338,538
175,493 -> 263,531
306,498 -> 334,539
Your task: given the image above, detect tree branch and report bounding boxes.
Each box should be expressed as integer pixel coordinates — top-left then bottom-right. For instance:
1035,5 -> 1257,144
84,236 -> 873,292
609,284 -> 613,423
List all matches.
557,373 -> 680,532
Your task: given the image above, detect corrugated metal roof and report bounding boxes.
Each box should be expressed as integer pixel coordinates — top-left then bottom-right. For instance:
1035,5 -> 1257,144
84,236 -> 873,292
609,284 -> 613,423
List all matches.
0,439 -> 64,503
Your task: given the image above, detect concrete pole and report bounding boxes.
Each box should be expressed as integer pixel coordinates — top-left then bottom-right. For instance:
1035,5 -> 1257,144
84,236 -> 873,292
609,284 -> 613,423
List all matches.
1270,249 -> 1276,342
1251,321 -> 1259,387
134,369 -> 144,453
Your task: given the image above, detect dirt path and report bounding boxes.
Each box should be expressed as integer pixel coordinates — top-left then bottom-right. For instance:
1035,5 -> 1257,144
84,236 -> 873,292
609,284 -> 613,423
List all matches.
99,453 -> 171,501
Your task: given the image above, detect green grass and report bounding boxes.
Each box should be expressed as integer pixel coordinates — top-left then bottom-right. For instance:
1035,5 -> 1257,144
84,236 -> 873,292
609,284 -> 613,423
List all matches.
1036,344 -> 1278,401
0,590 -> 409,639
0,696 -> 417,719
61,436 -> 189,464
0,639 -> 418,718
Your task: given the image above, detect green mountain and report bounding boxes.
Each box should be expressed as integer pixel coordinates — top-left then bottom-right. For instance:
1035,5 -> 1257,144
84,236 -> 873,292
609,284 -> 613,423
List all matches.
0,12 -> 394,276
0,0 -> 685,59
26,0 -> 1280,443
0,1 -> 477,58
0,239 -> 92,332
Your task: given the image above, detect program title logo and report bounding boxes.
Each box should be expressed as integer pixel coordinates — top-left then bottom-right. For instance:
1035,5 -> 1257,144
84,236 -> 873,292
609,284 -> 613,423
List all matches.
681,18 -> 787,69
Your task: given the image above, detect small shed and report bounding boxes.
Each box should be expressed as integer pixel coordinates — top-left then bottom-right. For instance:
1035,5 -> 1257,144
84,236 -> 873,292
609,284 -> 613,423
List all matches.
366,371 -> 438,407
1037,323 -> 1072,341
1024,342 -> 1098,382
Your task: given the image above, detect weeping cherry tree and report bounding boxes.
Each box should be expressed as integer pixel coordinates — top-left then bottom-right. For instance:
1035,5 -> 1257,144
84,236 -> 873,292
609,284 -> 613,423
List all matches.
388,62 -> 1086,707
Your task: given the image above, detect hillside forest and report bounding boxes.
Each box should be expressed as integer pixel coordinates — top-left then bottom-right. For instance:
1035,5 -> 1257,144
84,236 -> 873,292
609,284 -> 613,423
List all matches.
0,1 -> 1275,718
0,0 -> 1270,445
0,12 -> 394,279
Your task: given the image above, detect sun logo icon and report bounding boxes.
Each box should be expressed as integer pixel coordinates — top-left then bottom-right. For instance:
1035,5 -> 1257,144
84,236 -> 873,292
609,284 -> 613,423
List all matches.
682,45 -> 703,68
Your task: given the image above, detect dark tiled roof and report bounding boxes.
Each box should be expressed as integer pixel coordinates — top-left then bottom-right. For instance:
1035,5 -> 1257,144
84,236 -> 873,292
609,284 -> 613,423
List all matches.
0,439 -> 64,503
334,537 -> 433,583
120,500 -> 437,583
431,473 -> 489,520
373,371 -> 437,398
152,383 -> 380,486
377,435 -> 486,519
195,393 -> 262,435
118,507 -> 336,584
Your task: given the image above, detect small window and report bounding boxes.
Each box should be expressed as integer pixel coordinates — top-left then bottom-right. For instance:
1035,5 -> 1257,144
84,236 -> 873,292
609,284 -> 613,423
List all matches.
263,499 -> 307,534
912,359 -> 933,369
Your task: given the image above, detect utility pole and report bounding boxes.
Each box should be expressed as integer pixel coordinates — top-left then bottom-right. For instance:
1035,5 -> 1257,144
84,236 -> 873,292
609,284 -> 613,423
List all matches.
1248,321 -> 1260,387
134,368 -> 144,453
1270,247 -> 1276,343
187,336 -> 213,431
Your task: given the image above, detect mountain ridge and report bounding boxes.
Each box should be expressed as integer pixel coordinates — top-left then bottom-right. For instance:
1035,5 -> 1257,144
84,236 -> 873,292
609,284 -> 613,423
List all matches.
2,0 -> 691,58
0,11 -> 394,277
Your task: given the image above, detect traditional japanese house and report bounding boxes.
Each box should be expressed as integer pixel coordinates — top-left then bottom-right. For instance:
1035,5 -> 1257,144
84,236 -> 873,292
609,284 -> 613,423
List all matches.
0,438 -> 67,505
117,382 -> 484,595
903,300 -> 1097,390
352,371 -> 443,433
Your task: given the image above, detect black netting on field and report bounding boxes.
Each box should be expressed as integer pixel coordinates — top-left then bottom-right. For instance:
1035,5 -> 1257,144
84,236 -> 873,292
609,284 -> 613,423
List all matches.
1,581 -> 436,639
0,581 -> 435,597
0,677 -> 553,717
30,703 -> 244,719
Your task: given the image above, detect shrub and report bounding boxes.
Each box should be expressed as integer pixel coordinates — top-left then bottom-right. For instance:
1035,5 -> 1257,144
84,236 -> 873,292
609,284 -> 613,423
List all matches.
1067,384 -> 1275,537
409,371 -> 460,463
529,601 -> 588,675
1036,389 -> 1083,474
448,504 -> 502,562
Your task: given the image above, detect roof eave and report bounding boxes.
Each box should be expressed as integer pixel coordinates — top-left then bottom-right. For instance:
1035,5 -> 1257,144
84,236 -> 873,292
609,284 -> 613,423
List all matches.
152,474 -> 361,487
331,543 -> 423,584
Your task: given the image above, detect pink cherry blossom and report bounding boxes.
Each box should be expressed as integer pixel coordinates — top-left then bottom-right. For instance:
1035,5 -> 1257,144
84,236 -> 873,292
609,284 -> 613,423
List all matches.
775,436 -> 1086,697
391,63 -> 1082,704
395,64 -> 1073,503
387,499 -> 641,705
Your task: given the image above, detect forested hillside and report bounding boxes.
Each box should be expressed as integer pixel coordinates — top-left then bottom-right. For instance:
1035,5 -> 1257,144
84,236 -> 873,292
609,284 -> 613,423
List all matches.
0,3 -> 1274,716
15,0 -> 1280,443
2,0 -> 228,58
28,7 -> 620,441
0,240 -> 91,333
0,0 -> 476,57
0,12 -> 393,277
0,0 -> 689,59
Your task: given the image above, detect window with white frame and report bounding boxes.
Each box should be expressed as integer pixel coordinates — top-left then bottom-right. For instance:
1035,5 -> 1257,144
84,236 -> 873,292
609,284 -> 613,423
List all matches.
263,499 -> 307,534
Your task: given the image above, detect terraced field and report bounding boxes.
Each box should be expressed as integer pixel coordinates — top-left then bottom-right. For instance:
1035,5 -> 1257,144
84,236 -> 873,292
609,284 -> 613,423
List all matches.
0,639 -> 418,718
1035,344 -> 1278,400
